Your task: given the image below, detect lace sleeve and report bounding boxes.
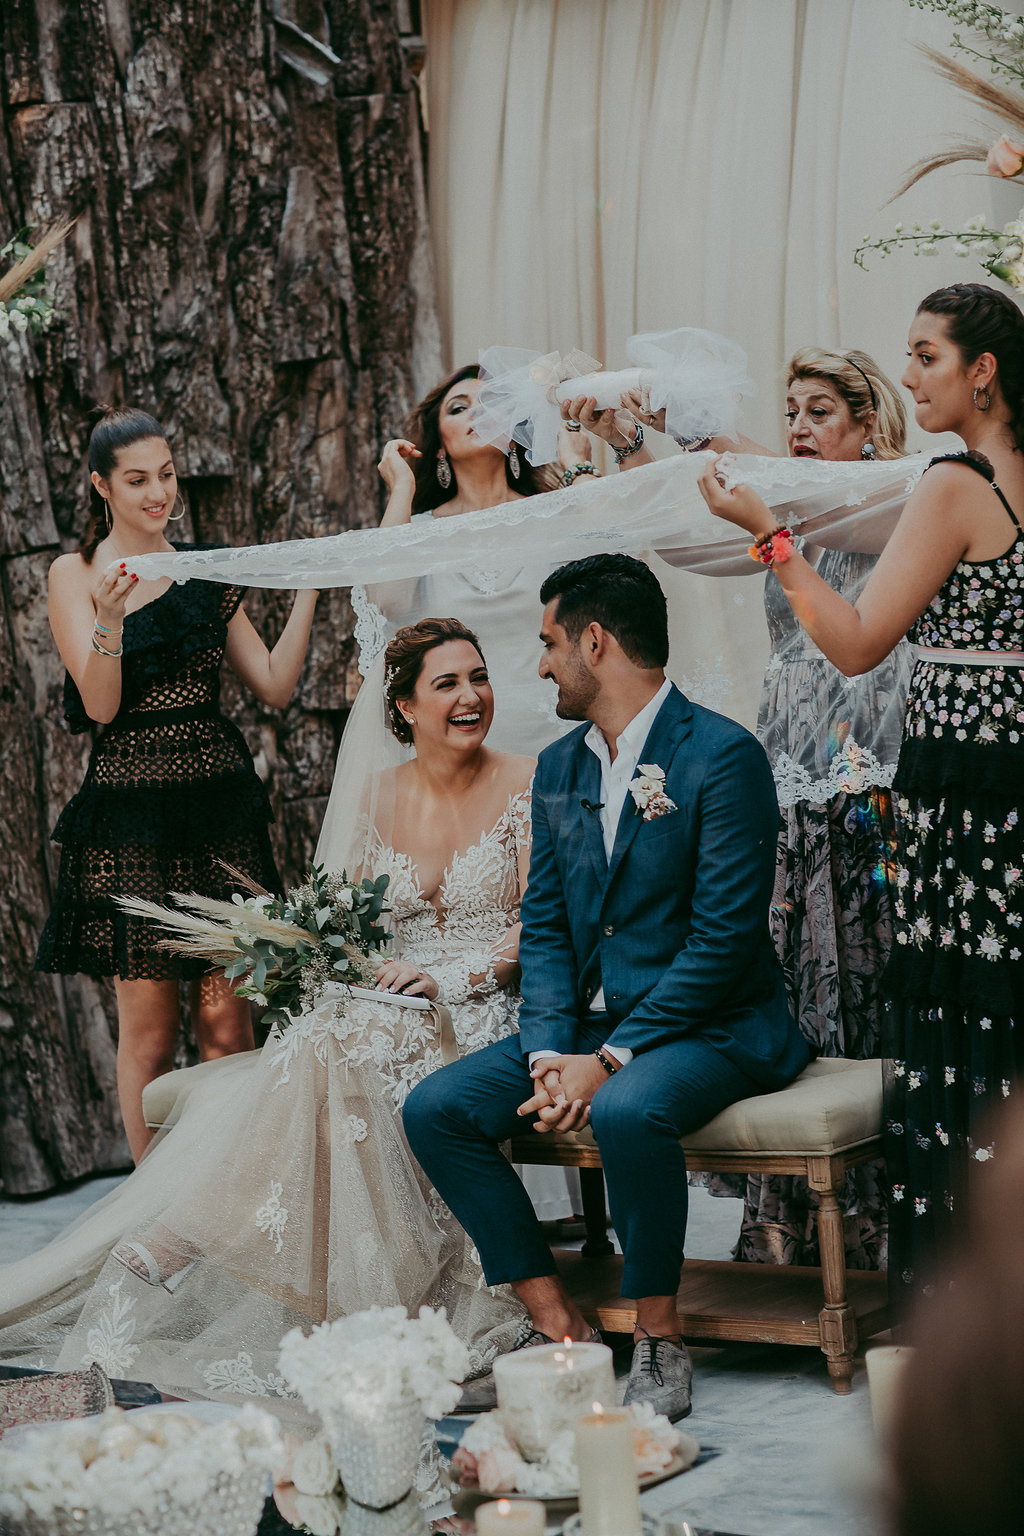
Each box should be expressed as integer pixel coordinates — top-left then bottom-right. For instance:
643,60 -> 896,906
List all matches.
509,783 -> 533,858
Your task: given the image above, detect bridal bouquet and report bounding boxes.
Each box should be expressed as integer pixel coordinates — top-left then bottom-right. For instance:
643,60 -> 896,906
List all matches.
119,863 -> 391,1030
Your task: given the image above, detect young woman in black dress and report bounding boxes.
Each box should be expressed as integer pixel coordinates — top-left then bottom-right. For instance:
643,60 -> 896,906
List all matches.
36,409 -> 318,1162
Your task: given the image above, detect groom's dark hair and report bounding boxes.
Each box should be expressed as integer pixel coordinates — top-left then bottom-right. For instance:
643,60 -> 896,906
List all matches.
540,553 -> 669,668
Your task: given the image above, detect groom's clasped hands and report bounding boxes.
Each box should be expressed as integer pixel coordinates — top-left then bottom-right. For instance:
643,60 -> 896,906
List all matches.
518,1055 -> 611,1133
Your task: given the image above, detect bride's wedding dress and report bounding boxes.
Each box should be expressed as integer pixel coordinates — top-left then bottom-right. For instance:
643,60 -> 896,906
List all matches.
0,793 -> 531,1439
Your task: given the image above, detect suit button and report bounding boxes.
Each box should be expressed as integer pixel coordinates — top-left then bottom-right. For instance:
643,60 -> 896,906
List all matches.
603,924 -> 614,936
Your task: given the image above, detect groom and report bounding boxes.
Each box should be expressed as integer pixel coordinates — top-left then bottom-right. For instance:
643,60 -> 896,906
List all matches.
403,553 -> 808,1419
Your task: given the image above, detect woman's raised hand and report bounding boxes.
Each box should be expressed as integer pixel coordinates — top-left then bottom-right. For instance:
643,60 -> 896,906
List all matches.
559,394 -> 636,451
697,455 -> 776,538
621,386 -> 666,436
92,560 -> 138,628
377,438 -> 421,491
373,958 -> 440,1002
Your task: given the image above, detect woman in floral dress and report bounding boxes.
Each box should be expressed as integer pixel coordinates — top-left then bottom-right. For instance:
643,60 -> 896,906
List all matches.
700,283 -> 1024,1314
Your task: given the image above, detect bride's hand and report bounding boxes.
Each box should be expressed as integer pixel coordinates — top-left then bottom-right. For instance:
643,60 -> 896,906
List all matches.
697,455 -> 776,538
373,958 -> 439,1001
377,438 -> 421,491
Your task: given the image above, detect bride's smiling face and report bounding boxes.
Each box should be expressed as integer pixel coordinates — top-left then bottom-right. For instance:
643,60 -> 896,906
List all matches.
401,639 -> 494,748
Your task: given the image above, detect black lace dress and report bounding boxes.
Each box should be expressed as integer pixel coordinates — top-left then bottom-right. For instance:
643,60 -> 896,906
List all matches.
884,453 -> 1024,1308
36,564 -> 279,981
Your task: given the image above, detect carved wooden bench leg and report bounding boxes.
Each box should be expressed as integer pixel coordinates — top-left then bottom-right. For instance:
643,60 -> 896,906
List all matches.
808,1153 -> 857,1393
579,1166 -> 614,1258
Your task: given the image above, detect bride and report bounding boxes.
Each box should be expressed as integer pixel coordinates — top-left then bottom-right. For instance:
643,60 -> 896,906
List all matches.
0,618 -> 531,1432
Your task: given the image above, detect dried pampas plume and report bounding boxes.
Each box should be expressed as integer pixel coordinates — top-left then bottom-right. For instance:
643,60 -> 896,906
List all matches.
0,219 -> 75,305
891,45 -> 1024,199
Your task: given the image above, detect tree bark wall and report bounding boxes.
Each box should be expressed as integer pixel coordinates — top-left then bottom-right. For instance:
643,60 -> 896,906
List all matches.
0,0 -> 440,1193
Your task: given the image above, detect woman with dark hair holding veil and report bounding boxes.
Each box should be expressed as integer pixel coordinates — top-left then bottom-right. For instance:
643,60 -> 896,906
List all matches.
700,284 -> 1024,1311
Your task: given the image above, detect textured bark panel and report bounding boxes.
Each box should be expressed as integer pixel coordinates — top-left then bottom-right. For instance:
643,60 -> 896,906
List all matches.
0,0 -> 439,1192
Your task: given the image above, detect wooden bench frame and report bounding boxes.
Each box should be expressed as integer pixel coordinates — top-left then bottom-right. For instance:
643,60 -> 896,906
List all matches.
510,1133 -> 888,1392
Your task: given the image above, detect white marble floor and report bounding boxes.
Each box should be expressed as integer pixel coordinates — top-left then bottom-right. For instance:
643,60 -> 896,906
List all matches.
0,1177 -> 882,1536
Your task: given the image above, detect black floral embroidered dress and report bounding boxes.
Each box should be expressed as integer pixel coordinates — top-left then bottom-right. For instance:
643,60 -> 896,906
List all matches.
884,453 -> 1024,1304
36,556 -> 279,981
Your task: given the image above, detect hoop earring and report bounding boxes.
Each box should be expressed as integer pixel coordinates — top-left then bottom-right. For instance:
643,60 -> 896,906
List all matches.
167,491 -> 186,521
973,385 -> 992,412
860,440 -> 876,460
508,442 -> 522,481
436,451 -> 452,490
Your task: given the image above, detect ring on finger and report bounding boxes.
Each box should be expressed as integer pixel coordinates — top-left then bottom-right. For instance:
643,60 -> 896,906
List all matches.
566,419 -> 582,431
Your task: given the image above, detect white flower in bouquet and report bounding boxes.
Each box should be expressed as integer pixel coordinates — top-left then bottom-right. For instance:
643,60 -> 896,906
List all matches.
279,1305 -> 471,1422
291,1490 -> 346,1535
290,1434 -> 339,1496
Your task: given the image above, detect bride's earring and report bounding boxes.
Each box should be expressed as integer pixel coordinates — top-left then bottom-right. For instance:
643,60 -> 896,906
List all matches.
436,451 -> 452,489
860,440 -> 876,460
507,443 -> 522,481
167,491 -> 186,521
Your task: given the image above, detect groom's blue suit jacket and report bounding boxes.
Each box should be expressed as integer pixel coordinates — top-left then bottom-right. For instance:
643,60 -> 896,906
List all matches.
518,684 -> 809,1089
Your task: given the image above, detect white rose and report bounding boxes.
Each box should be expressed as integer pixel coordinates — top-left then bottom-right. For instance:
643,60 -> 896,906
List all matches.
291,1491 -> 345,1535
290,1435 -> 339,1496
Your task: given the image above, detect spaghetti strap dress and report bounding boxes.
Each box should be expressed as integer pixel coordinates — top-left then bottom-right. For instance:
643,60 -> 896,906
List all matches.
883,452 -> 1024,1307
35,552 -> 280,981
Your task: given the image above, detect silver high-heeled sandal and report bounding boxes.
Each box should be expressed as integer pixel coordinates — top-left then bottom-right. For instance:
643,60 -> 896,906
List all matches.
112,1240 -> 197,1293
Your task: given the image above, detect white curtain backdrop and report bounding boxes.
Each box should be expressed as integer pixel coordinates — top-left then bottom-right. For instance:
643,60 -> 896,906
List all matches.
423,0 -> 1018,453
419,0 -> 1020,728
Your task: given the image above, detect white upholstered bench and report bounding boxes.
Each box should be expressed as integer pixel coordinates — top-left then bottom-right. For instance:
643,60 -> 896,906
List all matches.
509,1056 -> 887,1392
143,1053 -> 886,1392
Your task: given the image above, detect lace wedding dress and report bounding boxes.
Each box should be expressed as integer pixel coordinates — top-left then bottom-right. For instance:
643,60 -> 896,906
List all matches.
0,792 -> 531,1457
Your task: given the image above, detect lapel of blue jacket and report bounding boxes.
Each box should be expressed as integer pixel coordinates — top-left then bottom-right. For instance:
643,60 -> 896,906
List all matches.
574,739 -> 609,883
605,686 -> 693,889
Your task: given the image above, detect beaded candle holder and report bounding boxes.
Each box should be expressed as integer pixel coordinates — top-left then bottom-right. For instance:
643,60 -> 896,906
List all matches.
491,1341 -> 615,1462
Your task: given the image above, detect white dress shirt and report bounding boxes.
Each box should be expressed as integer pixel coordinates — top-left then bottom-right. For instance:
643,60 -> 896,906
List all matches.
530,678 -> 672,1072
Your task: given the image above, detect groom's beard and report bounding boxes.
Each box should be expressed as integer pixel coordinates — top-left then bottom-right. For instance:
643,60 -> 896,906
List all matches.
553,657 -> 599,721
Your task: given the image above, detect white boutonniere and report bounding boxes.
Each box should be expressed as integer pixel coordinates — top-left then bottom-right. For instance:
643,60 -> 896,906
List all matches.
628,763 -> 677,821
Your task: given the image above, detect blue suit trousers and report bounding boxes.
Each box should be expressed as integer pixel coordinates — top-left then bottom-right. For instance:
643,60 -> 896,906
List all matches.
403,1024 -> 762,1298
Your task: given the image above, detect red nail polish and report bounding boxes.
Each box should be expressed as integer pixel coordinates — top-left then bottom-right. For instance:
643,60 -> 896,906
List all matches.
131,573 -> 139,582
119,563 -> 126,570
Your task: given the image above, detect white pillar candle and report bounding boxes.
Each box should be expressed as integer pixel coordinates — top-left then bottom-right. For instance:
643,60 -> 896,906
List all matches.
865,1344 -> 916,1439
553,369 -> 647,410
493,1341 -> 616,1462
475,1498 -> 546,1536
574,1405 -> 641,1536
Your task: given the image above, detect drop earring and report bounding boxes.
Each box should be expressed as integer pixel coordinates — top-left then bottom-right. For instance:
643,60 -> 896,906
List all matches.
860,440 -> 876,460
167,491 -> 186,521
103,499 -> 112,533
508,442 -> 521,481
436,451 -> 452,489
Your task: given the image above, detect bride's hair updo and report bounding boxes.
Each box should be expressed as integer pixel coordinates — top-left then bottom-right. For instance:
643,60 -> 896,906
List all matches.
384,617 -> 487,744
404,364 -> 544,514
787,348 -> 906,459
917,283 -> 1024,453
82,406 -> 170,562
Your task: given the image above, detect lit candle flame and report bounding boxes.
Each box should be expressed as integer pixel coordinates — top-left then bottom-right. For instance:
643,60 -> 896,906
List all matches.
592,1401 -> 604,1415
497,1499 -> 512,1515
563,1335 -> 573,1347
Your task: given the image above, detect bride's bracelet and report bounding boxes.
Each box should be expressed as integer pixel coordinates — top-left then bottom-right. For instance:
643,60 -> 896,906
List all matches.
613,421 -> 644,465
562,461 -> 599,486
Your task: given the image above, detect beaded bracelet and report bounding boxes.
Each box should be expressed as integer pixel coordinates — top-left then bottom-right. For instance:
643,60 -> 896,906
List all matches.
613,421 -> 644,465
594,1047 -> 620,1076
94,623 -> 123,637
671,432 -> 713,452
563,461 -> 599,486
748,527 -> 795,568
90,634 -> 124,657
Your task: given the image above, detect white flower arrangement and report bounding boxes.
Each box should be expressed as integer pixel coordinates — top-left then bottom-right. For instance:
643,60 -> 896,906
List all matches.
628,763 -> 677,821
278,1305 -> 471,1422
452,1401 -> 685,1497
0,1405 -> 281,1529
